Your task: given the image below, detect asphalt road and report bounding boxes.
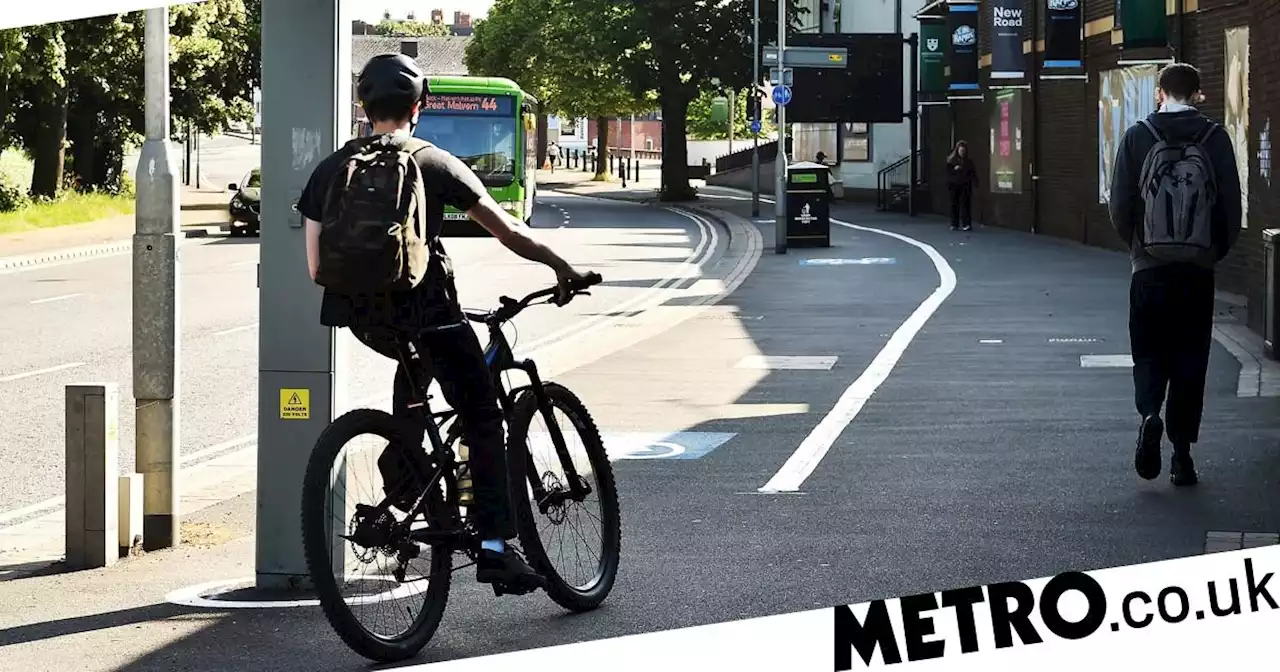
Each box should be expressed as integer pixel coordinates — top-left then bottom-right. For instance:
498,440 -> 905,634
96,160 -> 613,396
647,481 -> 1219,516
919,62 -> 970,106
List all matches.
1,194 -> 1278,672
0,193 -> 716,516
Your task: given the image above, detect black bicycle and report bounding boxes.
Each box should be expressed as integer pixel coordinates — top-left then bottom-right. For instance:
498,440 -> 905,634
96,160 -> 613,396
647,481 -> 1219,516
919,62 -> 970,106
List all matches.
300,272 -> 621,662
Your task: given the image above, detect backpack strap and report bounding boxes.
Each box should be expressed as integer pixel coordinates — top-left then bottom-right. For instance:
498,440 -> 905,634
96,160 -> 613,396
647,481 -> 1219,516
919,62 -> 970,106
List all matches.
1138,119 -> 1164,143
1194,121 -> 1220,145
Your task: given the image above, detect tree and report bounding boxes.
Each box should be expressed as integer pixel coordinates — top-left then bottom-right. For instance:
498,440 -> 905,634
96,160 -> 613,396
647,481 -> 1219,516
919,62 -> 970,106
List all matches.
374,18 -> 451,36
467,0 -> 652,180
570,0 -> 805,200
465,0 -> 559,168
686,87 -> 772,141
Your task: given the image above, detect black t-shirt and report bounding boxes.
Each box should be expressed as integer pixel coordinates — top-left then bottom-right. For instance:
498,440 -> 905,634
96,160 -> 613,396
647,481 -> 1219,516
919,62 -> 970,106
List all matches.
297,133 -> 489,329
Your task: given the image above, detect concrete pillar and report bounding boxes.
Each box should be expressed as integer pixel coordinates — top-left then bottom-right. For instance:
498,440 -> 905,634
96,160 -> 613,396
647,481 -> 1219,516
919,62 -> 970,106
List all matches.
256,0 -> 352,589
65,384 -> 120,570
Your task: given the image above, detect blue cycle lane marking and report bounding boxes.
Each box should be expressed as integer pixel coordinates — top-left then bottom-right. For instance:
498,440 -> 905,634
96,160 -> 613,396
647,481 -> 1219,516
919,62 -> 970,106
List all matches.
799,257 -> 897,266
524,431 -> 737,461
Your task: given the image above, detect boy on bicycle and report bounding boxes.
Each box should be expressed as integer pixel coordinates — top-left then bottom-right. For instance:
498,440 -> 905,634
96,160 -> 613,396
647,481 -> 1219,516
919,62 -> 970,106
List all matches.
295,53 -> 592,593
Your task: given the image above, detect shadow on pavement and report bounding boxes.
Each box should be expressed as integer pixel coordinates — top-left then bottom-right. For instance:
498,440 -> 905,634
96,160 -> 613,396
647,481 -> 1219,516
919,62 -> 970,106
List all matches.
0,603 -> 195,648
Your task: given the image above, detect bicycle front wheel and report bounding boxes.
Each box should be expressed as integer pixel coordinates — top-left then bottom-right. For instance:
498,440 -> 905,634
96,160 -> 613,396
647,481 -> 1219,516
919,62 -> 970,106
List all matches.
300,408 -> 453,662
507,383 -> 621,611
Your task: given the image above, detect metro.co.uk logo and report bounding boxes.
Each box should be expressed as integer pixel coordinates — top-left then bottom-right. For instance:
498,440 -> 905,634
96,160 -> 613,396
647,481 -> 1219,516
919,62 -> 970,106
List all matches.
1047,0 -> 1078,9
834,556 -> 1277,669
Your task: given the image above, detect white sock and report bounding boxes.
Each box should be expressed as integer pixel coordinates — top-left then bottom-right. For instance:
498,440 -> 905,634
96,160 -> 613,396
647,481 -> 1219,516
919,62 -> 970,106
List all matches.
481,539 -> 504,553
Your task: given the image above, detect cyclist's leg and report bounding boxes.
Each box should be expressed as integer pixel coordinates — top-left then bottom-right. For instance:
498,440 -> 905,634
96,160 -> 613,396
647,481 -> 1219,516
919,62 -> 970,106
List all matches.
350,327 -> 429,509
415,324 -> 544,587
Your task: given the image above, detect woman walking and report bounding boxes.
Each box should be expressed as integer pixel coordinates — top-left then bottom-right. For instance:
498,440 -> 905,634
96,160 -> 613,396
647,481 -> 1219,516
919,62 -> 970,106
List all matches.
946,140 -> 978,231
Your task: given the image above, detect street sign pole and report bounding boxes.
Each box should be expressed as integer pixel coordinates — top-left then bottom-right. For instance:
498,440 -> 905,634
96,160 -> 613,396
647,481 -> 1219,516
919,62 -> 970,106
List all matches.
752,0 -> 760,217
774,0 -> 787,254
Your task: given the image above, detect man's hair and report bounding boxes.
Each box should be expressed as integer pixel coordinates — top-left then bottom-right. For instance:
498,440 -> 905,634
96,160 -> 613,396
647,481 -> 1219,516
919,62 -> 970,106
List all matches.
1157,63 -> 1201,102
362,94 -> 417,124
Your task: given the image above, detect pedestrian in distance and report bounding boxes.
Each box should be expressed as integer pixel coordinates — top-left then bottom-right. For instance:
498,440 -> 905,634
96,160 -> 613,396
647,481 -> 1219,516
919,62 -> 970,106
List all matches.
946,140 -> 978,231
1107,62 -> 1241,487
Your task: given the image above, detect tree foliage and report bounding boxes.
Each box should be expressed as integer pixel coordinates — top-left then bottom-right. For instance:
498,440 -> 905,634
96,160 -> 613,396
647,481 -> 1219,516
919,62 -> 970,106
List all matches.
0,1 -> 262,197
686,88 -> 773,141
374,18 -> 451,37
467,0 -> 653,179
596,0 -> 806,200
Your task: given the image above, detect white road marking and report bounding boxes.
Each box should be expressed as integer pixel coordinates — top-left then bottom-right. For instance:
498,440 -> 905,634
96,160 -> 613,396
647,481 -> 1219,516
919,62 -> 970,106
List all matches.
702,191 -> 960,494
979,339 -> 1003,344
735,355 -> 838,370
0,362 -> 85,383
214,323 -> 258,337
29,293 -> 83,305
1080,354 -> 1133,367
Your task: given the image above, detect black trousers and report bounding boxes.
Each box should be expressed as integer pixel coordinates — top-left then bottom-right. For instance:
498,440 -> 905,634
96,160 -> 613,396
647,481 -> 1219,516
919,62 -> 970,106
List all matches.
1129,264 -> 1216,446
351,324 -> 515,540
949,185 -> 972,227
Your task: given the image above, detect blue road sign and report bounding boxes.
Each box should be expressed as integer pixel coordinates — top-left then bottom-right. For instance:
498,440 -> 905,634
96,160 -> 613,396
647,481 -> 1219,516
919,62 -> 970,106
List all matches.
750,118 -> 762,134
771,85 -> 792,106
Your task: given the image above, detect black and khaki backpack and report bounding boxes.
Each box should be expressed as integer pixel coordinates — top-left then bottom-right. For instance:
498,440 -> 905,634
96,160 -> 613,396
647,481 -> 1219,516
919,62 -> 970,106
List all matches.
1135,119 -> 1221,266
315,134 -> 431,293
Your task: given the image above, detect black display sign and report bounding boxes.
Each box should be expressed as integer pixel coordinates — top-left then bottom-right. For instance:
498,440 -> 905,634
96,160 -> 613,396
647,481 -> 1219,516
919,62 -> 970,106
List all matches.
786,33 -> 905,124
1044,0 -> 1083,69
420,93 -> 515,116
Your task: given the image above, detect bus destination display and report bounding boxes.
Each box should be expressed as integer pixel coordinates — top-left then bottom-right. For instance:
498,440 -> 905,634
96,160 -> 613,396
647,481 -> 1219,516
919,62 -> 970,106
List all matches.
421,94 -> 514,116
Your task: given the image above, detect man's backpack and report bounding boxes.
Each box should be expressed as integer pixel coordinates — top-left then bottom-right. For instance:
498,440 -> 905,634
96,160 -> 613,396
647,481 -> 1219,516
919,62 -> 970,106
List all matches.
1136,119 -> 1220,265
314,134 -> 431,294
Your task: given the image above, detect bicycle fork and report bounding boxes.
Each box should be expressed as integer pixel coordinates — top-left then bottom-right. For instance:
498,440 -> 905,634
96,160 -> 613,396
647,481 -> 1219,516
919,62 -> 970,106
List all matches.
514,362 -> 593,512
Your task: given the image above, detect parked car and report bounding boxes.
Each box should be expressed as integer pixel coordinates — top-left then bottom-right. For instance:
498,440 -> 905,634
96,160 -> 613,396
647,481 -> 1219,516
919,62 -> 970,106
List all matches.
227,168 -> 261,237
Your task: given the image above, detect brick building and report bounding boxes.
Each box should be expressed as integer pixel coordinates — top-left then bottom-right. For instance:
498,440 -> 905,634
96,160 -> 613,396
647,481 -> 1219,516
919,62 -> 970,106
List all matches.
585,114 -> 665,153
924,0 -> 1274,335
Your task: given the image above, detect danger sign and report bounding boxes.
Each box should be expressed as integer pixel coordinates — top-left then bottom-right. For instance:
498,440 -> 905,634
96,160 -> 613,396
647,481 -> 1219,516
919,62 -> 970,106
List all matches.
279,388 -> 310,420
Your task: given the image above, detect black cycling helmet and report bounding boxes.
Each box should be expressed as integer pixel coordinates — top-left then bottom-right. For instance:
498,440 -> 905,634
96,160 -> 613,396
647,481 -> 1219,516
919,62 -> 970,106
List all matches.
356,53 -> 427,106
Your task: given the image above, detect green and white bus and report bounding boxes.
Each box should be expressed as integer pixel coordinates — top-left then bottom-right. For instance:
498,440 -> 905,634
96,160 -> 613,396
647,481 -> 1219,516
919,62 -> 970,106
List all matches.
410,76 -> 539,234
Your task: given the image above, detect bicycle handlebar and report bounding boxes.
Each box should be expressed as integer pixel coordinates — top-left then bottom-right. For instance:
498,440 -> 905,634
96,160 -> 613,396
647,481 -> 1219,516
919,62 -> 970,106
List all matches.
467,271 -> 603,325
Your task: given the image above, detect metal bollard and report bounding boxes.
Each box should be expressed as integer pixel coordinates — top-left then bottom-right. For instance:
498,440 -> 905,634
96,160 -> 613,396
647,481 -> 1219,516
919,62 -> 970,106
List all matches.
65,383 -> 120,569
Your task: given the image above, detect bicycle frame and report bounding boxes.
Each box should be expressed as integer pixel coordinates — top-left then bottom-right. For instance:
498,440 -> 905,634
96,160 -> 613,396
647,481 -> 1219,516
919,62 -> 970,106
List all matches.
392,305 -> 593,552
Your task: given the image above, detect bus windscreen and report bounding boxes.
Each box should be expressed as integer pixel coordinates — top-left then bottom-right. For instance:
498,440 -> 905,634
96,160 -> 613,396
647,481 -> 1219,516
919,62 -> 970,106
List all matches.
415,93 -> 518,187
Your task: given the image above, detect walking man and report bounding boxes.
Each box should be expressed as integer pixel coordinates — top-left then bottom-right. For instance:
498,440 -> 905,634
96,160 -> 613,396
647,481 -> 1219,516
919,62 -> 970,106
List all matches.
1108,63 -> 1242,486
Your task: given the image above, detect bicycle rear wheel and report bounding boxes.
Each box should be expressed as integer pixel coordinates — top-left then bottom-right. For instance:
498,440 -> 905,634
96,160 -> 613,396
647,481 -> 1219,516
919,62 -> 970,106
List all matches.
301,408 -> 453,662
507,383 -> 621,611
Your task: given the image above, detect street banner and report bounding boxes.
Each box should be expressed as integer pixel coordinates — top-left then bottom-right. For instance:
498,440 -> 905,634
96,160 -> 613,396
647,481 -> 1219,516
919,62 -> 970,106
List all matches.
989,89 -> 1023,193
409,546 -> 1280,670
1044,0 -> 1083,70
947,1 -> 981,93
1120,0 -> 1168,51
990,0 -> 1026,80
920,21 -> 948,93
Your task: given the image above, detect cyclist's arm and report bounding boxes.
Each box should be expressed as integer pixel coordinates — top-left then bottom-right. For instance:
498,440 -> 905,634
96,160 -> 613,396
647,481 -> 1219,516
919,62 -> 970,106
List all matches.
467,196 -> 573,273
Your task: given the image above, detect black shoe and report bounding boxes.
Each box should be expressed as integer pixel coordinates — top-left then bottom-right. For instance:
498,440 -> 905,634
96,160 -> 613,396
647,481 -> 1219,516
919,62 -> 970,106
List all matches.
378,445 -> 422,512
1170,448 -> 1198,486
1134,414 -> 1163,480
962,224 -> 972,231
950,225 -> 959,231
476,547 -> 546,594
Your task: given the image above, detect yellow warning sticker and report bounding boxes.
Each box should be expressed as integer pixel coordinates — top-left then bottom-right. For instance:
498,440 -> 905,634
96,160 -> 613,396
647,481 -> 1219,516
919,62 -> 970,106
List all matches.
280,388 -> 310,420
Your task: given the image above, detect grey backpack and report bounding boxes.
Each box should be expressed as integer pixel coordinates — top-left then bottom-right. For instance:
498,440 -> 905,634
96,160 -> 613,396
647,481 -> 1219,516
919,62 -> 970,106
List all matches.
1136,119 -> 1220,265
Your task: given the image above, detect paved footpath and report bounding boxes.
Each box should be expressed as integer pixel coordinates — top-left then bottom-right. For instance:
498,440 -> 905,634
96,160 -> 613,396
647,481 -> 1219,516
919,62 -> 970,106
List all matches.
1,185 -> 1278,671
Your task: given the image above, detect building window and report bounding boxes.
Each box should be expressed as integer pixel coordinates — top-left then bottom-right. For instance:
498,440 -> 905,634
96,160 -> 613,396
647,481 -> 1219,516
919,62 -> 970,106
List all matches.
842,123 -> 872,162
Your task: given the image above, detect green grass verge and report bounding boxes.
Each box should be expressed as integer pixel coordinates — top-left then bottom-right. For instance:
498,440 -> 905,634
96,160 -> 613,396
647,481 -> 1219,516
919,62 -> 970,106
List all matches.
0,191 -> 136,235
0,149 -> 137,235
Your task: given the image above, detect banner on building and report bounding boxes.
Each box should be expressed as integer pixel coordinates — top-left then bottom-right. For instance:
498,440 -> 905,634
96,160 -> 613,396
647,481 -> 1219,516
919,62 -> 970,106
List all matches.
1225,26 -> 1250,228
990,0 -> 1026,80
989,89 -> 1023,193
920,21 -> 948,93
947,1 -> 981,94
1120,0 -> 1168,52
1044,0 -> 1083,70
1097,64 -> 1158,203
